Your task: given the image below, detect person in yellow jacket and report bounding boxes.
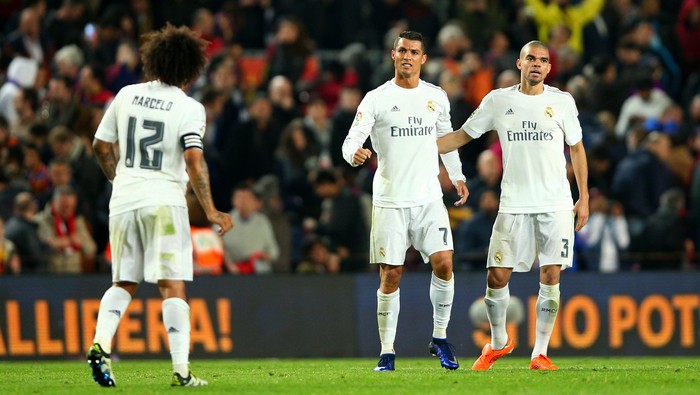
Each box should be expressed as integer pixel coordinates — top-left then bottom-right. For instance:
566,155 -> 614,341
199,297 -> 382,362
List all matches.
525,0 -> 605,55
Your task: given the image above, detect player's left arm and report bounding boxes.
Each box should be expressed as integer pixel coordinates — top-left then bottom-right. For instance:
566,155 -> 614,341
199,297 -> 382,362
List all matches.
569,140 -> 589,231
184,147 -> 233,236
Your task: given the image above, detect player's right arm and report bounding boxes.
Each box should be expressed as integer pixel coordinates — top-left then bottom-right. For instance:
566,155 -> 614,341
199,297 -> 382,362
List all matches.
93,138 -> 117,182
437,129 -> 473,154
342,93 -> 374,167
184,148 -> 233,235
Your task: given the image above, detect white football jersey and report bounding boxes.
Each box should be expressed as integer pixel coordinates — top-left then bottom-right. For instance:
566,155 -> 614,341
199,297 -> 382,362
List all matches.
462,84 -> 582,214
342,79 -> 465,208
95,81 -> 206,216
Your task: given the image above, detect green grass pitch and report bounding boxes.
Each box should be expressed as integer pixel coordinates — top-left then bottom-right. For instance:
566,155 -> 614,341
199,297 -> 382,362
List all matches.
1,357 -> 699,394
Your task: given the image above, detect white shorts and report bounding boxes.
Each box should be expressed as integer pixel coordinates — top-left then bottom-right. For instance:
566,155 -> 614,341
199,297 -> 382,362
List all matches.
109,206 -> 193,283
369,199 -> 453,265
487,211 -> 574,272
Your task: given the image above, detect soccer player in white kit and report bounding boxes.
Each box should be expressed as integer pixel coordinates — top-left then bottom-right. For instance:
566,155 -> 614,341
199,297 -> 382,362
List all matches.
342,31 -> 469,371
87,24 -> 233,387
438,40 -> 589,371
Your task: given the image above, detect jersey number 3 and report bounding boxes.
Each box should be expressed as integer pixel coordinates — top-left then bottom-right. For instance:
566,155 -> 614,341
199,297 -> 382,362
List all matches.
125,116 -> 164,170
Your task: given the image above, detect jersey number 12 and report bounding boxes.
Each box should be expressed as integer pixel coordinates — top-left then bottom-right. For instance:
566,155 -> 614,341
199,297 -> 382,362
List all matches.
125,116 -> 164,170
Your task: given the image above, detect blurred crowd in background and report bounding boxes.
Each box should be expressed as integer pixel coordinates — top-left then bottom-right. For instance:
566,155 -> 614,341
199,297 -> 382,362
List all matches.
1,0 -> 699,276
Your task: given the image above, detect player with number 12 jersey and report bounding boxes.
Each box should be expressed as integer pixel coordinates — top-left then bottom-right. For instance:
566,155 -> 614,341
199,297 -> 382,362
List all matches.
95,81 -> 205,216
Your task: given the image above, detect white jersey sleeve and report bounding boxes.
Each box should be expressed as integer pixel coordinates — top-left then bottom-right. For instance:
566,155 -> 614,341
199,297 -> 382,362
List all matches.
435,90 -> 466,185
341,92 -> 376,166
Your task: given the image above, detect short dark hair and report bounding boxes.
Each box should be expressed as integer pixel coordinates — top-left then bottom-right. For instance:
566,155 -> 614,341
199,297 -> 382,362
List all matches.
394,30 -> 425,53
140,23 -> 209,87
20,87 -> 40,111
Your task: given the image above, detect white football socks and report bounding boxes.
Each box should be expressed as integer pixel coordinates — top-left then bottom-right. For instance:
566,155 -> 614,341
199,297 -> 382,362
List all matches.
429,272 -> 454,339
163,297 -> 191,376
532,282 -> 560,359
93,286 -> 132,354
484,284 -> 510,350
377,289 -> 400,355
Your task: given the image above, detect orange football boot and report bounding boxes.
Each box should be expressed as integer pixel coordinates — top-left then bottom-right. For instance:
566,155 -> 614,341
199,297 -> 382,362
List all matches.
529,354 -> 559,370
471,337 -> 515,371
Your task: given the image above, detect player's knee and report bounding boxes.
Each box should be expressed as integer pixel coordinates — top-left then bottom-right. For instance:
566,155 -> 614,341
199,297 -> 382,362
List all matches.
486,269 -> 511,289
379,265 -> 403,292
430,252 -> 453,279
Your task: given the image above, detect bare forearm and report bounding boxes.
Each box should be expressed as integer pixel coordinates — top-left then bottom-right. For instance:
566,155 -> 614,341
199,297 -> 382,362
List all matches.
437,129 -> 472,154
187,156 -> 216,214
570,142 -> 589,198
93,140 -> 117,181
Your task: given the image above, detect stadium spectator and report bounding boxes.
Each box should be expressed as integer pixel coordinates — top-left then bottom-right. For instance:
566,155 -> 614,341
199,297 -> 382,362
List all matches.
295,236 -> 340,274
330,87 -> 363,170
455,0 -> 506,53
433,23 -> 471,78
52,44 -> 85,85
253,175 -> 293,274
611,131 -> 676,237
615,77 -> 674,138
43,0 -> 88,53
676,0 -> 700,77
36,185 -> 96,273
0,57 -> 38,127
630,188 -> 690,270
3,6 -> 46,63
303,96 -> 333,169
578,190 -> 630,272
266,16 -> 320,94
77,62 -> 114,109
274,118 -> 319,221
454,188 -> 499,271
47,126 -> 104,211
342,30 -> 467,372
4,191 -> 49,273
465,150 -> 502,212
11,87 -> 40,140
268,75 -> 300,132
190,8 -> 224,57
105,41 -> 141,93
22,142 -> 50,196
87,23 -> 232,388
0,216 -> 21,275
482,29 -> 519,77
437,40 -> 589,370
228,94 -> 282,183
524,0 -> 605,56
309,170 -> 368,272
41,74 -> 94,138
461,50 -> 494,109
222,182 -> 279,275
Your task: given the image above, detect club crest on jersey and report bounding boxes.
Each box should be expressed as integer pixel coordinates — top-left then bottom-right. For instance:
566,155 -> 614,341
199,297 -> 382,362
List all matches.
353,112 -> 363,126
468,107 -> 479,120
545,107 -> 554,118
427,101 -> 435,112
494,251 -> 503,264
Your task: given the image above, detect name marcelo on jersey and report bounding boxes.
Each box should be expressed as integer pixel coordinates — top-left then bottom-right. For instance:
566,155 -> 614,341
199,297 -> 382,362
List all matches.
131,95 -> 174,111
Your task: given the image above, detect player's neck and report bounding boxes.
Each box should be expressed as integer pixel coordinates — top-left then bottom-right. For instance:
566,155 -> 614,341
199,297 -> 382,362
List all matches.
393,74 -> 420,89
518,82 -> 544,95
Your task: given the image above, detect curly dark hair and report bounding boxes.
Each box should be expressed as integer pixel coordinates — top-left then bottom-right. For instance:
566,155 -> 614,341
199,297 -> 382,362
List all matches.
140,23 -> 208,87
